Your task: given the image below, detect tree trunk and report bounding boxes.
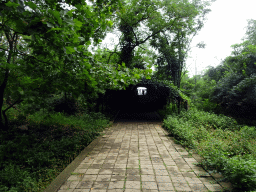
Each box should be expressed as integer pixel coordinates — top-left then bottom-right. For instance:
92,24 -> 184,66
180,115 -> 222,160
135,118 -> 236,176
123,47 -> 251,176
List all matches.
0,32 -> 15,131
177,97 -> 181,114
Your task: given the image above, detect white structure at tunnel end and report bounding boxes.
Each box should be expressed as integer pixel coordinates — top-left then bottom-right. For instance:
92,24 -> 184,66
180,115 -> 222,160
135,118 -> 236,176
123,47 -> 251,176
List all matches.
137,87 -> 147,95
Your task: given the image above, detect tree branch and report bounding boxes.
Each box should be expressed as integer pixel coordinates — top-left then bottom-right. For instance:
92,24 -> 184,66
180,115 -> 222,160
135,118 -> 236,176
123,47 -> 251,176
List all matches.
3,98 -> 24,113
137,18 -> 178,47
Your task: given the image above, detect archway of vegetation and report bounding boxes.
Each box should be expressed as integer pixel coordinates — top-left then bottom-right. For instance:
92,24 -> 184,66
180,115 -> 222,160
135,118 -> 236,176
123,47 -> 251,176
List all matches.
101,78 -> 187,115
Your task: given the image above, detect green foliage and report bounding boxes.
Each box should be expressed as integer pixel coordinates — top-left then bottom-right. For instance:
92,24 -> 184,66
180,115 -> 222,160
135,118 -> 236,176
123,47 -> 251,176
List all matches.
222,156 -> 256,191
50,95 -> 78,116
0,102 -> 110,191
0,0 -> 155,129
179,20 -> 256,120
162,107 -> 256,191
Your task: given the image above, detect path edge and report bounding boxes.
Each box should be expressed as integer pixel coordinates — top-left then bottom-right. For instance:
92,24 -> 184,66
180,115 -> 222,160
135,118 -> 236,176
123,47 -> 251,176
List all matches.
43,123 -> 115,192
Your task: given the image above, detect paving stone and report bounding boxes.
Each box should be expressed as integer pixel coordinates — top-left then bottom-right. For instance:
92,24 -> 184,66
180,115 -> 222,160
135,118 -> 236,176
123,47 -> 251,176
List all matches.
108,181 -> 125,189
140,164 -> 153,169
184,177 -> 203,184
181,171 -> 197,177
67,174 -> 84,181
140,160 -> 152,164
126,175 -> 140,181
127,164 -> 139,169
107,189 -> 124,192
142,189 -> 158,192
90,164 -> 103,169
141,175 -> 156,182
96,175 -> 112,182
59,181 -> 79,190
204,184 -> 224,191
86,169 -> 100,175
99,169 -> 114,175
73,169 -> 87,174
140,157 -> 151,161
166,166 -> 179,173
102,164 -> 115,169
154,169 -> 169,176
90,189 -> 107,192
188,183 -> 208,191
157,182 -> 175,191
172,182 -> 191,191
141,169 -> 154,175
112,168 -> 126,175
105,160 -> 116,164
116,161 -> 127,164
76,181 -> 93,189
77,164 -> 91,169
92,181 -> 109,189
125,181 -> 141,189
156,176 -> 172,183
114,164 -> 126,169
194,171 -> 210,177
152,164 -> 166,169
82,175 -> 97,181
124,189 -> 141,192
93,160 -> 105,164
73,189 -> 90,192
141,181 -> 158,190
56,122 -> 226,192
111,175 -> 126,181
126,169 -> 140,175
171,177 -> 187,183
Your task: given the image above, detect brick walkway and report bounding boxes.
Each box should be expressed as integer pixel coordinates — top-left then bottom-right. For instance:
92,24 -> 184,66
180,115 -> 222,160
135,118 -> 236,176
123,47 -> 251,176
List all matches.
56,122 -> 232,192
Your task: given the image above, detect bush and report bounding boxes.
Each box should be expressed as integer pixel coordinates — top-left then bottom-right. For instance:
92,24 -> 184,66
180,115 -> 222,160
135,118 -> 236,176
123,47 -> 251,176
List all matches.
222,156 -> 256,191
51,96 -> 78,116
163,107 -> 256,191
0,107 -> 110,191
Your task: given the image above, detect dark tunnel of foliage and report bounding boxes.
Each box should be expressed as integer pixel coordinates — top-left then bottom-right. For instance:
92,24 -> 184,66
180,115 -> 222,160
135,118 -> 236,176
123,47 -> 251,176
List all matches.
103,79 -> 180,113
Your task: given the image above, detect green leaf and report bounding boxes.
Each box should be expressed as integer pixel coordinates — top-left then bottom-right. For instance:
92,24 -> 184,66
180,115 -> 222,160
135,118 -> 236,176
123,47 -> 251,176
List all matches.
107,20 -> 113,27
25,2 -> 37,10
5,1 -> 19,8
0,50 -> 5,57
46,22 -> 54,28
73,34 -> 79,43
65,46 -> 76,54
134,74 -> 140,79
18,87 -> 24,95
67,9 -> 75,17
77,45 -> 84,51
78,37 -> 85,42
74,19 -> 83,28
46,28 -> 62,33
52,10 -> 62,25
122,62 -> 126,67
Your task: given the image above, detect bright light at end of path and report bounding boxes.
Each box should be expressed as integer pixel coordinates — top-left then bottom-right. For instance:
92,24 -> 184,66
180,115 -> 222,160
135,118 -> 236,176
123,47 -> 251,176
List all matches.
137,87 -> 147,95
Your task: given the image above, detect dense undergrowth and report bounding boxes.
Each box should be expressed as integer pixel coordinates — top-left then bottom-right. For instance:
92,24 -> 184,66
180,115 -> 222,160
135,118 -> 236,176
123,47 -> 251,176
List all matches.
160,105 -> 256,191
0,101 -> 111,192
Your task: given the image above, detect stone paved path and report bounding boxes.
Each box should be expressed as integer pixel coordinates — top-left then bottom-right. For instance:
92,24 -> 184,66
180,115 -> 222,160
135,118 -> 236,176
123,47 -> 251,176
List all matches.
57,122 -> 232,192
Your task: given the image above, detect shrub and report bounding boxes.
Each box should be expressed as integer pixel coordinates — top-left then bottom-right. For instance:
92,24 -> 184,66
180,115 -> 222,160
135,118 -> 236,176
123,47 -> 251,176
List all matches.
163,107 -> 256,191
0,107 -> 110,191
222,156 -> 256,191
51,96 -> 78,116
